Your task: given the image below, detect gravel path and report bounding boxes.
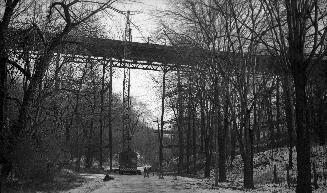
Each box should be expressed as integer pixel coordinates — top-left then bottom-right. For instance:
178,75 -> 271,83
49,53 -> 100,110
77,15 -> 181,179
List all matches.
90,174 -> 205,193
60,173 -> 327,193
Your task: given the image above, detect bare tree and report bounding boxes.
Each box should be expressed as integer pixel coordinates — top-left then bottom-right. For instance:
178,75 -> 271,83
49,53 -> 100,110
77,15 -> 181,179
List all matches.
0,0 -> 117,189
258,1 -> 327,192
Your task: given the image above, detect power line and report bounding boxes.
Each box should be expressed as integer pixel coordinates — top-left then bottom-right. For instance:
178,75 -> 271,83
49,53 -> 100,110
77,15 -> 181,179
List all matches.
108,6 -> 140,16
106,6 -> 149,43
108,5 -> 126,15
130,20 -> 148,42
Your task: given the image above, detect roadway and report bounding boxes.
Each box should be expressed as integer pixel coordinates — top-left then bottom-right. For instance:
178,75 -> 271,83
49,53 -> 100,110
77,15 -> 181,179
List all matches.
88,173 -> 209,193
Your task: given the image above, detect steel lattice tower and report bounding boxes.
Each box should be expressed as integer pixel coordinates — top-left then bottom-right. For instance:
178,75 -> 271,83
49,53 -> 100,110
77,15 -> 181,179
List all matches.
122,11 -> 132,151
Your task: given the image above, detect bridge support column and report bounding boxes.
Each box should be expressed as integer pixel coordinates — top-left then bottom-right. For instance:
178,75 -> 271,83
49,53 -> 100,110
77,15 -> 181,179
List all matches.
159,66 -> 167,179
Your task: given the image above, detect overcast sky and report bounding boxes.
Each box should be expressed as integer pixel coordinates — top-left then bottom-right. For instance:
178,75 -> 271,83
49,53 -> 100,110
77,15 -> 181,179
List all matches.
102,0 -> 168,43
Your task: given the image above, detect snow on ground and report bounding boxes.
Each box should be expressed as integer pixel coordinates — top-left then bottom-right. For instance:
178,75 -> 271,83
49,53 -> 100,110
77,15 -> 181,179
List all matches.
54,173 -> 105,193
217,146 -> 327,184
52,146 -> 327,193
202,145 -> 327,193
55,172 -> 326,193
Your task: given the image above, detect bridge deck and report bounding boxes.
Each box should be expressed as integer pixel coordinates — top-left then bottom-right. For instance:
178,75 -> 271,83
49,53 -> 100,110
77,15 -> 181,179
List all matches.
64,35 -> 210,71
8,29 -> 293,72
10,29 -> 208,71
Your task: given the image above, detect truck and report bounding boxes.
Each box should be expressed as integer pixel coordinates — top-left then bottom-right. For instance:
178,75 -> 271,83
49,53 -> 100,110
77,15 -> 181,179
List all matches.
118,149 -> 141,175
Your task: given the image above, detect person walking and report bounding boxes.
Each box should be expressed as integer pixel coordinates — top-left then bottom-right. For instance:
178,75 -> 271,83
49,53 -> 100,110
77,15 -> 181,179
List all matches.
144,167 -> 149,178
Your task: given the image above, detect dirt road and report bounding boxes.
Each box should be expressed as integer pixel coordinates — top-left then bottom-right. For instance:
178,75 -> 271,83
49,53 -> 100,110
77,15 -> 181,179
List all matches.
61,172 -> 324,193
90,174 -> 206,193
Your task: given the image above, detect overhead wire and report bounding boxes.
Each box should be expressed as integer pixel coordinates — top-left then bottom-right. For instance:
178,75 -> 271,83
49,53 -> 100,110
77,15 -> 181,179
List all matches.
130,20 -> 148,43
105,6 -> 149,43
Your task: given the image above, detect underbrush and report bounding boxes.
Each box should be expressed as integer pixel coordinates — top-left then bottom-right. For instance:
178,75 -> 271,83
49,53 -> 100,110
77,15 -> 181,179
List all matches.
204,145 -> 327,192
3,169 -> 87,193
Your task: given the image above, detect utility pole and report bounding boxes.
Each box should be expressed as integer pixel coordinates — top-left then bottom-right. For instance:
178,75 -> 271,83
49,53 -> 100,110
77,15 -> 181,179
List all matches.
118,10 -> 138,175
122,10 -> 132,151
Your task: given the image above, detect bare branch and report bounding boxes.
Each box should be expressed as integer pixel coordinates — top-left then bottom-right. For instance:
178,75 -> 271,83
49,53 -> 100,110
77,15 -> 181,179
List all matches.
31,22 -> 46,45
7,59 -> 31,79
71,0 -> 114,27
47,2 -> 72,25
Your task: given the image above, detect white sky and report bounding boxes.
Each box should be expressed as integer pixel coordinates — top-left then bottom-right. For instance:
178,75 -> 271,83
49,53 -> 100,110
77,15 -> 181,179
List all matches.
101,0 -> 169,128
103,0 -> 168,43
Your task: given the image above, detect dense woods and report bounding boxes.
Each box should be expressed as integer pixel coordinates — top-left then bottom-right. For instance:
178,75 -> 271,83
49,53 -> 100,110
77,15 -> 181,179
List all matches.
0,0 -> 159,191
157,0 -> 327,193
1,0 -> 327,193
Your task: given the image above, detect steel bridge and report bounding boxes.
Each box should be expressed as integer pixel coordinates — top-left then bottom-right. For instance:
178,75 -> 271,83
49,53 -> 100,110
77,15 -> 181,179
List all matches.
9,30 -> 215,72
9,27 -> 281,74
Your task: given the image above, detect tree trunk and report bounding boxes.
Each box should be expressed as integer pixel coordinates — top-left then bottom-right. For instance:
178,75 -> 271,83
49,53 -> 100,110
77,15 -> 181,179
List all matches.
285,2 -> 313,191
243,110 -> 254,189
0,43 -> 7,149
186,76 -> 192,174
214,112 -> 219,186
243,153 -> 254,189
266,92 -> 275,151
73,70 -> 85,172
200,81 -> 206,153
108,62 -> 113,171
230,113 -> 237,164
213,78 -> 221,185
85,119 -> 94,168
85,63 -> 97,168
86,91 -> 96,169
294,70 -> 311,193
200,100 -> 205,154
204,135 -> 212,178
204,103 -> 213,178
177,68 -> 184,174
255,101 -> 261,153
99,63 -> 106,168
74,92 -> 81,172
276,77 -> 281,143
218,95 -> 228,182
192,101 -> 197,175
0,3 -> 19,167
282,73 -> 294,168
0,40 -> 8,193
159,69 -> 166,179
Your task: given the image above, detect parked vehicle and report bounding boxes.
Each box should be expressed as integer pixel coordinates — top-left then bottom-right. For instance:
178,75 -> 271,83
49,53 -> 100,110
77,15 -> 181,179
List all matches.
119,150 -> 141,175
